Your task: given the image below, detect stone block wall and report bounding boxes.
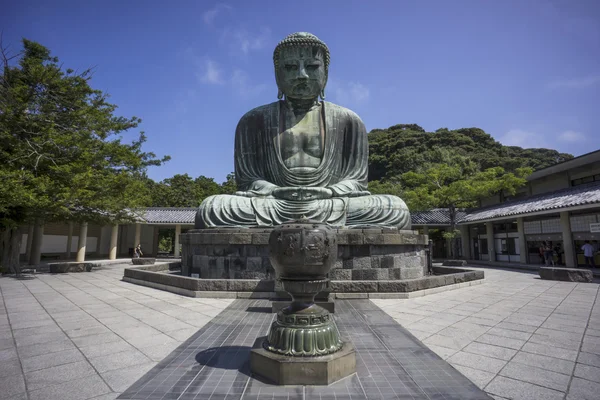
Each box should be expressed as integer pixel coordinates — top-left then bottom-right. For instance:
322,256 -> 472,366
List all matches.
181,228 -> 428,281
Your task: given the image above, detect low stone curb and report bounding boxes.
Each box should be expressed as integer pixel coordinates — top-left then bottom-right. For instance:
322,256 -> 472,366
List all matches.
122,276 -> 485,299
122,264 -> 484,299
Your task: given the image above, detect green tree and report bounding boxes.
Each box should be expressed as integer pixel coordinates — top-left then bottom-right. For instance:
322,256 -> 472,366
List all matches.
0,39 -> 169,274
368,124 -> 572,182
221,172 -> 237,194
401,154 -> 532,258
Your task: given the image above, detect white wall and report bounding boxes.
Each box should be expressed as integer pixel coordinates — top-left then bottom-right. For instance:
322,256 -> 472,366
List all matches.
20,234 -> 97,254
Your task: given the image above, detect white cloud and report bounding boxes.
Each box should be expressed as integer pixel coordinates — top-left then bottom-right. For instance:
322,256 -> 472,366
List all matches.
197,59 -> 224,85
328,80 -> 370,106
547,75 -> 600,90
221,26 -> 271,55
202,3 -> 232,26
497,129 -> 549,149
231,69 -> 267,97
558,130 -> 586,142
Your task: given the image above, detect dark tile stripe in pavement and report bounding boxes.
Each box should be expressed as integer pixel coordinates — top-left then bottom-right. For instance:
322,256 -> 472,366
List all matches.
118,299 -> 492,400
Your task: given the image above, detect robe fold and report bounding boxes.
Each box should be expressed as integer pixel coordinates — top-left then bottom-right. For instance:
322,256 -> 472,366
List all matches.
196,100 -> 411,229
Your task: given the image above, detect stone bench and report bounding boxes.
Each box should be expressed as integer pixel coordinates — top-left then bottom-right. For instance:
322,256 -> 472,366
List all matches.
132,258 -> 156,265
49,262 -> 94,273
539,267 -> 593,283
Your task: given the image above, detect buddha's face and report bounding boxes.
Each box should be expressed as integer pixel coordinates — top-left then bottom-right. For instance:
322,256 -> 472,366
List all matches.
276,47 -> 327,100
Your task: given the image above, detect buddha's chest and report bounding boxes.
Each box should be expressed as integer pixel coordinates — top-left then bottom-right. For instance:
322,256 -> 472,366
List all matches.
279,108 -> 324,169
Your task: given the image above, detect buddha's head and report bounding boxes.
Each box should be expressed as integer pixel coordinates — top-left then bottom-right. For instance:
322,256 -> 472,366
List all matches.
273,32 -> 330,100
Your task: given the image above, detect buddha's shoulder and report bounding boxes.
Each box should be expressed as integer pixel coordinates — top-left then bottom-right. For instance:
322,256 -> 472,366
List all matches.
323,101 -> 363,122
238,102 -> 279,122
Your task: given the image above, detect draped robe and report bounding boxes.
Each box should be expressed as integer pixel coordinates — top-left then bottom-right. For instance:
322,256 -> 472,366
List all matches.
195,100 -> 411,229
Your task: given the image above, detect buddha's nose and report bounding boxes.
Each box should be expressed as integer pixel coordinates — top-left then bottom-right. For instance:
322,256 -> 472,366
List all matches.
297,66 -> 309,79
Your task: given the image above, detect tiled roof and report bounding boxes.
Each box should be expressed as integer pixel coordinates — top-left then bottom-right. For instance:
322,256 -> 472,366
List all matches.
135,183 -> 600,226
141,208 -> 196,224
461,182 -> 600,223
411,208 -> 467,225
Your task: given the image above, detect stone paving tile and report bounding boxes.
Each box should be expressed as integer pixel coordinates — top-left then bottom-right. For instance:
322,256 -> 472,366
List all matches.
79,340 -> 136,359
425,344 -> 457,359
567,377 -> 600,400
452,364 -> 495,389
521,341 -> 579,361
137,343 -> 179,362
512,351 -> 575,375
578,351 -> 600,368
0,357 -> 22,378
463,342 -> 517,361
587,328 -> 600,337
499,361 -> 571,392
476,333 -> 526,350
486,326 -> 532,341
0,346 -> 18,362
21,348 -> 85,372
100,362 -> 156,392
404,320 -> 447,334
14,331 -> 67,347
0,373 -> 27,399
495,321 -> 538,333
423,332 -> 473,350
28,373 -> 112,400
24,360 -> 96,390
165,327 -> 200,341
574,363 -> 600,383
88,349 -> 153,374
448,351 -> 508,374
485,376 -> 564,400
70,332 -> 123,347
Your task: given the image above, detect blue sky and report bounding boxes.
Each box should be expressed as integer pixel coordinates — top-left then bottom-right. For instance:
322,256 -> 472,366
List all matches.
3,0 -> 599,183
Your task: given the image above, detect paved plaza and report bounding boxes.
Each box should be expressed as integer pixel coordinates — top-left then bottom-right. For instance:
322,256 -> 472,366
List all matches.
0,264 -> 599,399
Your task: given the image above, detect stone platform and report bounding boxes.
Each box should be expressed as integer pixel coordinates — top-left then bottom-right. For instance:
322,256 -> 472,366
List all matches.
539,266 -> 594,282
181,228 -> 428,281
118,299 -> 492,399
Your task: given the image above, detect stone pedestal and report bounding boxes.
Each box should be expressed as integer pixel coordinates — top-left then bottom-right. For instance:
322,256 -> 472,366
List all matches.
250,338 -> 356,385
180,228 -> 428,281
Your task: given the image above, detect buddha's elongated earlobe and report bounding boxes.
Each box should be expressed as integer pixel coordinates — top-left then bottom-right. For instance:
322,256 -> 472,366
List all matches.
319,89 -> 326,100
277,88 -> 283,99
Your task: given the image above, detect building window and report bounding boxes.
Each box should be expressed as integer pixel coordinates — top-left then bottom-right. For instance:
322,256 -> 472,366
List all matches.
524,221 -> 542,234
571,215 -> 598,232
572,174 -> 600,186
541,219 -> 561,233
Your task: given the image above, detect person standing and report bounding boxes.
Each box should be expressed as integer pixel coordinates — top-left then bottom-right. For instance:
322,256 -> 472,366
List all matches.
134,244 -> 143,259
553,243 -> 563,265
582,241 -> 596,268
543,241 -> 554,266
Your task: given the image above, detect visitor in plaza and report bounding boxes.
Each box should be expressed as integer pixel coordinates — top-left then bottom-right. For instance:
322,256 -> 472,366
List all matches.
553,243 -> 563,265
581,240 -> 596,268
543,241 -> 554,266
134,244 -> 143,258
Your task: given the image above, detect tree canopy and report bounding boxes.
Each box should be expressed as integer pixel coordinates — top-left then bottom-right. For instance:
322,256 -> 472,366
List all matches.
368,124 -> 573,183
145,173 -> 237,208
400,150 -> 532,256
0,39 -> 169,273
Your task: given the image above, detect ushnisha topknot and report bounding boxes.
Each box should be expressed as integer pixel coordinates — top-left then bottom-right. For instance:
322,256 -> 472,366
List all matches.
273,32 -> 330,73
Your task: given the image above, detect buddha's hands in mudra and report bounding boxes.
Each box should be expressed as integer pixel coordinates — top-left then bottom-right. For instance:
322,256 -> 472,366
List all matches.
272,186 -> 333,201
